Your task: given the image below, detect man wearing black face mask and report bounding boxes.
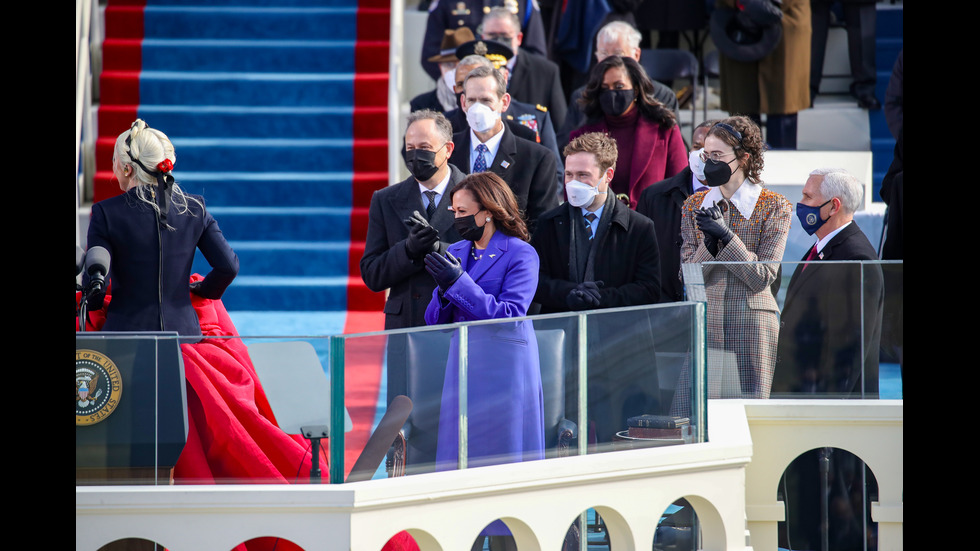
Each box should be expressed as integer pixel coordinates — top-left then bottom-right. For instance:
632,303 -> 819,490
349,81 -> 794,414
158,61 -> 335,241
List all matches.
361,110 -> 467,403
772,168 -> 884,398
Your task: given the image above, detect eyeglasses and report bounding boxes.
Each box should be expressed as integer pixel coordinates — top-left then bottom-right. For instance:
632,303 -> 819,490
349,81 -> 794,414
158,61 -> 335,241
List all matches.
595,50 -> 630,59
482,32 -> 514,42
700,150 -> 737,163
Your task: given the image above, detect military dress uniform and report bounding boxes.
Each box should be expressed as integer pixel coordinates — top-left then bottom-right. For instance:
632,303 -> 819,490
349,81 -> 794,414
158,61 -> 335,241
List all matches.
421,0 -> 548,80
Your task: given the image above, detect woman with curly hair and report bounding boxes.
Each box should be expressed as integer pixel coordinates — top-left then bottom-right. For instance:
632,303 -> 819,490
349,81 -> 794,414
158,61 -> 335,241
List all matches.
570,55 -> 688,209
675,116 -> 792,406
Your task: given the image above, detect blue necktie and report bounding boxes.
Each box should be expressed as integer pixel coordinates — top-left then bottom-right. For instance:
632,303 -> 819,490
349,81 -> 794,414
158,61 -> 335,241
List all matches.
474,144 -> 489,173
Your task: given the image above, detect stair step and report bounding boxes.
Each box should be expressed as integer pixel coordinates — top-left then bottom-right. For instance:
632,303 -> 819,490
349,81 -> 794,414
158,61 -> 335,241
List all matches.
220,275 -> 350,311
218,275 -> 383,311
181,173 -> 354,207
100,70 -> 357,107
106,6 -> 360,41
104,38 -> 385,74
103,105 -> 386,140
194,241 -> 356,277
206,206 -> 367,242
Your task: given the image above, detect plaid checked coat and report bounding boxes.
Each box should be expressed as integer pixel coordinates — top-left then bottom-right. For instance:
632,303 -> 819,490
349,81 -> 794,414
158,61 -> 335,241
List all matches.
679,186 -> 793,401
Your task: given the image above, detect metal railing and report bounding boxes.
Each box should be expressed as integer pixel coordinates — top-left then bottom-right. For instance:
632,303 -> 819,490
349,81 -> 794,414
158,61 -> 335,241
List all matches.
76,0 -> 101,248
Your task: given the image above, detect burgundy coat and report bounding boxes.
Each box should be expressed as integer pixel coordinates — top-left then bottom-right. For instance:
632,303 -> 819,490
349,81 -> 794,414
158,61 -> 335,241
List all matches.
571,115 -> 688,209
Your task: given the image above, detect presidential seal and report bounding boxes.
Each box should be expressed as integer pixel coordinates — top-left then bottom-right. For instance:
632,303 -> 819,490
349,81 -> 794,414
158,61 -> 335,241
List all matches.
76,349 -> 123,426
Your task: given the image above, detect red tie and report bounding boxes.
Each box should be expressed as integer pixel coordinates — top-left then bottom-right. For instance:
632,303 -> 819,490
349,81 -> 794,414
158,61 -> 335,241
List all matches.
802,245 -> 818,271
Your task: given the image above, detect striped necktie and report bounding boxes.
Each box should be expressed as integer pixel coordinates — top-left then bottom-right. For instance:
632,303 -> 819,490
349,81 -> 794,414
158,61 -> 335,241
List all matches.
584,213 -> 597,240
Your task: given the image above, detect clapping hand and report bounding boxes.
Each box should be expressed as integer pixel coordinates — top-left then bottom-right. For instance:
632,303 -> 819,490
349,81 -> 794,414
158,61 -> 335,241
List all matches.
405,210 -> 440,260
565,280 -> 603,310
424,251 -> 464,291
694,205 -> 733,255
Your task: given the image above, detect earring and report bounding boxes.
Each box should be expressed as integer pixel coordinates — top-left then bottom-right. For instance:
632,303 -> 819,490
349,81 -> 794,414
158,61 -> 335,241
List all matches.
485,217 -> 491,222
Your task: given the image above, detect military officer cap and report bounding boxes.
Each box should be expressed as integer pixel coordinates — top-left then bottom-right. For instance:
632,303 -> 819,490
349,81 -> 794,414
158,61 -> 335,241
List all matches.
455,38 -> 514,70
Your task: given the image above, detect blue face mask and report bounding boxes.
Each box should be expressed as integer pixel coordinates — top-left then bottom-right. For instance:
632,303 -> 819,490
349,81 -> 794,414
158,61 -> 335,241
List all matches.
796,199 -> 833,235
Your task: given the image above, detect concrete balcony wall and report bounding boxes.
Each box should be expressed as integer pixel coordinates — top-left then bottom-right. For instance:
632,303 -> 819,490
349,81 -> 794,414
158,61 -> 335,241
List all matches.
76,400 -> 902,551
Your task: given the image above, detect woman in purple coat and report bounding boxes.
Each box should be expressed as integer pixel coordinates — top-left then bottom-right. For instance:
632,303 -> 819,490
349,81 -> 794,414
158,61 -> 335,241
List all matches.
571,56 -> 688,209
423,172 -> 545,473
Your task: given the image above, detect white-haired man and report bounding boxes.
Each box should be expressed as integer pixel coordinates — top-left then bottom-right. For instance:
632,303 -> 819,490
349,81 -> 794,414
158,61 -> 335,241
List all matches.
773,168 -> 884,397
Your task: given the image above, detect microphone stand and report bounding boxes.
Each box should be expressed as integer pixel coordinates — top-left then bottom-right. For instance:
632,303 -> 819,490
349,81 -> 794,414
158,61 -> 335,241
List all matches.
77,281 -> 88,332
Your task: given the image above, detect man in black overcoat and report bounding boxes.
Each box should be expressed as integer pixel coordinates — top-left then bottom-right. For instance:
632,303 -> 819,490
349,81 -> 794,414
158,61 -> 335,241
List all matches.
531,132 -> 663,443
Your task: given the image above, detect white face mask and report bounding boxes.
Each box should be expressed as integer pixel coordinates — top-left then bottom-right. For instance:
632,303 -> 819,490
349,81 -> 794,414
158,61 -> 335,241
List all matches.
466,101 -> 500,133
565,179 -> 605,208
442,68 -> 456,91
689,148 -> 706,181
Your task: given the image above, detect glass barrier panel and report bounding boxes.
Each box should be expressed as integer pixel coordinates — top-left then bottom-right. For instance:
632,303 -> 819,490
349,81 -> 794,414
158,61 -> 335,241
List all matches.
578,303 -> 706,455
76,301 -> 710,486
377,302 -> 708,477
343,324 -> 455,479
682,260 -> 903,400
76,332 -> 186,486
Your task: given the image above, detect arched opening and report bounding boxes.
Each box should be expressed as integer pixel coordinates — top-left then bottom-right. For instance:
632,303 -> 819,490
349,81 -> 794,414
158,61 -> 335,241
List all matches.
653,498 -> 699,551
236,537 -> 306,550
381,529 -> 439,551
97,539 -> 165,551
468,517 -> 538,551
558,506 -> 631,551
778,447 -> 879,551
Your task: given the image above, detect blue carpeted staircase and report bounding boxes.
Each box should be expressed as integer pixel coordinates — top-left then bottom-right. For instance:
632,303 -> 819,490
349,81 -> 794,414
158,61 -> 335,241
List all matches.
98,0 -> 390,320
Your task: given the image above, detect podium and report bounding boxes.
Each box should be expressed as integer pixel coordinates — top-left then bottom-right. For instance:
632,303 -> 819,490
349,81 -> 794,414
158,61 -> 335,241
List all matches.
76,332 -> 187,485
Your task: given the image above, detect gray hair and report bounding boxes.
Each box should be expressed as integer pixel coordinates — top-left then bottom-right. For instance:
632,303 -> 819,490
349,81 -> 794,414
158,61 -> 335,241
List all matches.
809,168 -> 864,214
482,6 -> 521,32
114,119 -> 201,218
463,64 -> 507,99
596,21 -> 642,51
406,109 -> 453,144
456,54 -> 494,72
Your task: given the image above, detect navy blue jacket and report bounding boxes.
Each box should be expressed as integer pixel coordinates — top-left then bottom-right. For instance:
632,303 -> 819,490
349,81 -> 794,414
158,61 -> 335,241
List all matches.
86,188 -> 239,337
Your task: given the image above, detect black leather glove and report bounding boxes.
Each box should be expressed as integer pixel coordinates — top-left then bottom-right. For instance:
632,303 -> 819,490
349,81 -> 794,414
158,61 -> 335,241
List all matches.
424,251 -> 464,291
694,206 -> 734,248
405,210 -> 439,260
565,281 -> 603,310
702,231 -> 719,257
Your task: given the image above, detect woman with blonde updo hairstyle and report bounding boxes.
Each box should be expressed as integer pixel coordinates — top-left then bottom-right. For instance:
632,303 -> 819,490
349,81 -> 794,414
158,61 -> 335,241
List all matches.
672,115 -> 793,411
86,119 -> 239,337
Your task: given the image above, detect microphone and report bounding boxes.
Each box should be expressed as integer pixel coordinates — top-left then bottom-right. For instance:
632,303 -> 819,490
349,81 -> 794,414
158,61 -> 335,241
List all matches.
76,246 -> 85,277
84,246 -> 111,294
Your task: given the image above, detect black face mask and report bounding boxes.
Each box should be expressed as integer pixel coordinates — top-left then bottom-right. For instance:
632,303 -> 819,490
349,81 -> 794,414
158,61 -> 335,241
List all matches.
702,157 -> 738,187
405,147 -> 442,182
599,89 -> 635,117
454,212 -> 487,242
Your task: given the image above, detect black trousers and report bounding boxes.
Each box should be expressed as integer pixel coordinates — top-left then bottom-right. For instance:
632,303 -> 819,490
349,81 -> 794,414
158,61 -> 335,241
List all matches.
810,1 -> 878,98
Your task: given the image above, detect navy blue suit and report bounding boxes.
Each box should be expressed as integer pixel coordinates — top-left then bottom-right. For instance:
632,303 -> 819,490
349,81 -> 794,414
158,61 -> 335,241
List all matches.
449,124 -> 560,235
86,187 -> 239,337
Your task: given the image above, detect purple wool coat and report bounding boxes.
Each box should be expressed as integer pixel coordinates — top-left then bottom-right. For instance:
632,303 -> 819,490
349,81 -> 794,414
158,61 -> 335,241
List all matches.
425,230 -> 545,473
